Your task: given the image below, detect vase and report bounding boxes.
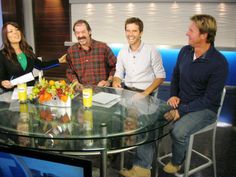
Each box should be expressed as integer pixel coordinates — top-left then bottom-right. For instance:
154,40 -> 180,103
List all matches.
41,96 -> 71,107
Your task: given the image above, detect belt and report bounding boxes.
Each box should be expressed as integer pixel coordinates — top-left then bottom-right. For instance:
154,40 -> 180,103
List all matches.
124,85 -> 144,92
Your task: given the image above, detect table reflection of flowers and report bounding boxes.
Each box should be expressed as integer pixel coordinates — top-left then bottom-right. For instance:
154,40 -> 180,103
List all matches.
37,106 -> 71,123
30,105 -> 73,148
29,78 -> 76,106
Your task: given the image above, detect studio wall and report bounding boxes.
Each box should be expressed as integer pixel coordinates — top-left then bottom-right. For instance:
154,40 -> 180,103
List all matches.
70,2 -> 236,48
33,0 -> 70,78
1,0 -> 24,30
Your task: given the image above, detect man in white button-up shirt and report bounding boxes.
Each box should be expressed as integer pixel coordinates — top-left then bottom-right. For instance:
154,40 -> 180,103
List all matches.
115,17 -> 166,177
113,17 -> 166,96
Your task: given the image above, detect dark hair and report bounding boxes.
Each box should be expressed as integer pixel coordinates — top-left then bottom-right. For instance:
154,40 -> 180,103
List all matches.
125,17 -> 144,32
190,14 -> 217,44
73,19 -> 91,32
1,22 -> 36,62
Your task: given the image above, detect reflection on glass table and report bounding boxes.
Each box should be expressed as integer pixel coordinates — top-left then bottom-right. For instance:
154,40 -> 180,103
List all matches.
0,86 -> 172,177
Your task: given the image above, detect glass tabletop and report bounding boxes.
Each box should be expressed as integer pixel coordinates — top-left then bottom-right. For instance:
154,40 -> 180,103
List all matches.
0,86 -> 171,151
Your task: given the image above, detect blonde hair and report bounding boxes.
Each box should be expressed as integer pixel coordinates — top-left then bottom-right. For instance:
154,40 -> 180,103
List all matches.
190,14 -> 217,44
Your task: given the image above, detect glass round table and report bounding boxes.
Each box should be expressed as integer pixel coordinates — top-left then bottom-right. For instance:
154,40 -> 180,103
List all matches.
0,86 -> 172,177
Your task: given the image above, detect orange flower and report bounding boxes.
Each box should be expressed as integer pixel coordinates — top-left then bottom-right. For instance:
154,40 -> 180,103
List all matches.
38,94 -> 45,103
59,80 -> 67,85
38,92 -> 52,103
44,92 -> 52,101
60,95 -> 68,102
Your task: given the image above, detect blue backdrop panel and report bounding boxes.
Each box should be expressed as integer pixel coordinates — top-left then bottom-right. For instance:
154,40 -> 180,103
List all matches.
111,47 -> 236,86
221,50 -> 236,86
159,48 -> 179,83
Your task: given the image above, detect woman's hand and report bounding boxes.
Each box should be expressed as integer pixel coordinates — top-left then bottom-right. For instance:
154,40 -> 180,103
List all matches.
1,80 -> 14,89
58,54 -> 67,63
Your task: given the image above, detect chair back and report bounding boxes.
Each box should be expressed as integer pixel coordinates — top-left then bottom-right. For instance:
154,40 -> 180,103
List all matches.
216,87 -> 226,120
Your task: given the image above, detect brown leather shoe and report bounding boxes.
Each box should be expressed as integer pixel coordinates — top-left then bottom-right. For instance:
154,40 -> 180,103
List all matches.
119,165 -> 151,177
163,162 -> 181,174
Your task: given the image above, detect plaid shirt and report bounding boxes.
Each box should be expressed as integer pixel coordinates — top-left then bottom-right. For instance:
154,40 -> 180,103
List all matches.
66,39 -> 117,85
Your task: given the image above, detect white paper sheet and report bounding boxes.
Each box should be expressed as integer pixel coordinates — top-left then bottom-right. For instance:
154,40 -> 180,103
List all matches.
0,91 -> 12,103
10,72 -> 35,86
93,98 -> 121,108
92,92 -> 121,108
93,92 -> 120,104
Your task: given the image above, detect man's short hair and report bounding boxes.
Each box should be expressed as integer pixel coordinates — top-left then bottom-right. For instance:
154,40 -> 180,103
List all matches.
190,14 -> 217,44
73,19 -> 91,32
125,17 -> 144,32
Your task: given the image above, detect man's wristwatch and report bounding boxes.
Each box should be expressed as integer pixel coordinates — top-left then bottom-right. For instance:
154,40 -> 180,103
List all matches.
107,79 -> 113,85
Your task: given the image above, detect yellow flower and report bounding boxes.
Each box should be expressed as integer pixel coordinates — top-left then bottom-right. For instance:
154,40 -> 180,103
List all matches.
49,80 -> 55,86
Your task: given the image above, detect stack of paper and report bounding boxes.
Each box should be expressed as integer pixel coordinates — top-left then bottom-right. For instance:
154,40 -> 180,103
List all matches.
92,92 -> 121,108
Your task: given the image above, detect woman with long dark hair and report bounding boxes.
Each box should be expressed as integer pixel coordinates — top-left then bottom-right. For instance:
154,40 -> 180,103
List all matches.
0,22 -> 66,91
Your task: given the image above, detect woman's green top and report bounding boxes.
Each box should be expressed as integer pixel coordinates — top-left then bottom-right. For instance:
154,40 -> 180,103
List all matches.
17,52 -> 27,71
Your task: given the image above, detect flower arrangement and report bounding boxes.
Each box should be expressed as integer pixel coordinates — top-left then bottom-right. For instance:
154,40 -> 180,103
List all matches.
29,78 -> 76,103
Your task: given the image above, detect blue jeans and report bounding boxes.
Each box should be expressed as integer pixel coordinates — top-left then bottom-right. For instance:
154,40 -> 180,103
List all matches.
133,108 -> 216,168
133,104 -> 172,169
133,142 -> 156,169
171,109 -> 216,165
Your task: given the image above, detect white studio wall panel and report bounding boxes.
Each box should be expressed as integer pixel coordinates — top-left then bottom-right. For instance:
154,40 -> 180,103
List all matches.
70,2 -> 236,48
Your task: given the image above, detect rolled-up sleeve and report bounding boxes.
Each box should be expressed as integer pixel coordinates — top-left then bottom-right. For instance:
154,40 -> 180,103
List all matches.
152,48 -> 166,79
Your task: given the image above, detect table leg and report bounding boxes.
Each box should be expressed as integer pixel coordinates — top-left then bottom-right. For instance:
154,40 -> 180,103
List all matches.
152,127 -> 164,177
101,149 -> 107,177
100,123 -> 107,177
152,140 -> 159,177
120,151 -> 124,170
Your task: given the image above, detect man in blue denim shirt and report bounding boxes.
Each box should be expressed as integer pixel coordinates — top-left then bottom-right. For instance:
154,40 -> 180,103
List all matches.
163,14 -> 228,174
120,14 -> 228,177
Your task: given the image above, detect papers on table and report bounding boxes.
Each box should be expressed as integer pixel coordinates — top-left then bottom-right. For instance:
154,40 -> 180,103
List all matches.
11,86 -> 33,100
0,91 -> 12,103
9,101 -> 20,112
10,72 -> 35,86
92,92 -> 121,108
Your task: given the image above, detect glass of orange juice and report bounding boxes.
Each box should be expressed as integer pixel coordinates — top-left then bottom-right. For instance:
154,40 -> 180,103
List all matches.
82,86 -> 93,108
17,83 -> 27,103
